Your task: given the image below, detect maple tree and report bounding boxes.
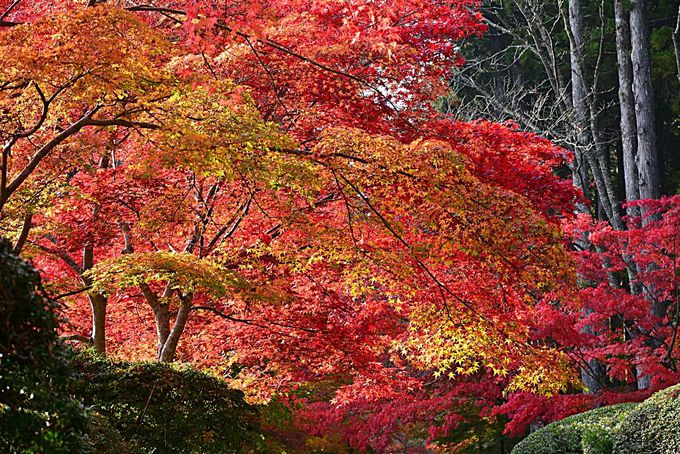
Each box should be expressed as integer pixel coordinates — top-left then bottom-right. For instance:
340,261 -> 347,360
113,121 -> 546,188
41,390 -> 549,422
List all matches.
4,1 -> 678,452
497,196 -> 680,437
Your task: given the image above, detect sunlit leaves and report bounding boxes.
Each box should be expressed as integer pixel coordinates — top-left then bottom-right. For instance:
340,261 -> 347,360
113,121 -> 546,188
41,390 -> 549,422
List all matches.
87,251 -> 249,300
0,2 -> 596,451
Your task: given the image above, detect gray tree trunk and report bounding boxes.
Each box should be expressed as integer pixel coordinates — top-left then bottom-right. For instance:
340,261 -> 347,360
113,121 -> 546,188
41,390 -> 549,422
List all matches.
673,4 -> 680,84
568,0 -> 593,198
630,0 -> 660,205
568,0 -> 608,393
567,0 -> 622,229
614,0 -> 640,219
629,0 -> 663,390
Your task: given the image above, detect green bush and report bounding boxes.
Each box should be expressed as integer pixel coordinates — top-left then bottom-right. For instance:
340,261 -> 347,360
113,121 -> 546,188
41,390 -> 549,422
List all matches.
70,353 -> 262,453
511,403 -> 637,454
612,384 -> 680,454
0,238 -> 86,453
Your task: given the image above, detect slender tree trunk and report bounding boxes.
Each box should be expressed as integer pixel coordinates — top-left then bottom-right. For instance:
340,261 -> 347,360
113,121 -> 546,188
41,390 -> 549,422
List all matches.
630,0 -> 660,205
158,294 -> 193,362
572,151 -> 590,214
82,244 -> 107,356
614,0 -> 643,293
568,0 -> 593,195
567,0 -> 609,393
154,305 -> 171,356
567,0 -> 622,230
673,4 -> 680,85
88,293 -> 107,354
614,0 -> 640,219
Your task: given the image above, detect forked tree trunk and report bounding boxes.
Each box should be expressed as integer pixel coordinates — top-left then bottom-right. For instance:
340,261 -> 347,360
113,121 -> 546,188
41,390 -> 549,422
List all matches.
140,283 -> 192,362
139,282 -> 171,358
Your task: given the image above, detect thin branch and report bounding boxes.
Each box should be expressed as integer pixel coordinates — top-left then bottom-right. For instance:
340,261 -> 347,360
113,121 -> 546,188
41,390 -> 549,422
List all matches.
191,306 -> 299,338
125,4 -> 418,131
83,118 -> 161,129
31,239 -> 81,274
674,4 -> 680,84
53,286 -> 92,301
243,36 -> 296,128
205,196 -> 252,252
0,0 -> 22,21
12,211 -> 32,254
3,104 -> 103,207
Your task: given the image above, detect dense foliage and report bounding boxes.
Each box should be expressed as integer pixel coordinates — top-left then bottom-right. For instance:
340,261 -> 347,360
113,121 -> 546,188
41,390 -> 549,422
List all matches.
70,353 -> 262,453
1,0 -> 679,451
511,404 -> 636,454
612,384 -> 680,453
0,239 -> 85,453
512,383 -> 680,454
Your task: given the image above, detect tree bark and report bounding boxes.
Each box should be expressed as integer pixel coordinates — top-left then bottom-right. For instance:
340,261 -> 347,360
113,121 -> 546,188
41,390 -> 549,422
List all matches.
629,0 -> 660,205
566,0 -> 622,229
139,282 -> 171,359
82,244 -> 107,356
567,0 -> 608,393
628,0 -> 663,390
158,294 -> 193,362
614,0 -> 640,218
12,212 -> 32,255
568,0 -> 592,181
673,3 -> 680,85
87,292 -> 107,355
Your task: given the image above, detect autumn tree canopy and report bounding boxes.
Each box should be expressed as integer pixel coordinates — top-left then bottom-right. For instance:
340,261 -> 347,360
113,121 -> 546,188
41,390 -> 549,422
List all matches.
3,0 -> 679,452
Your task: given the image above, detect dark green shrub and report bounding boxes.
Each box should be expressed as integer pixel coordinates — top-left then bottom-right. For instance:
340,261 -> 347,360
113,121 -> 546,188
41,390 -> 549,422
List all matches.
612,384 -> 680,454
511,403 -> 637,454
70,353 -> 262,453
0,238 -> 86,453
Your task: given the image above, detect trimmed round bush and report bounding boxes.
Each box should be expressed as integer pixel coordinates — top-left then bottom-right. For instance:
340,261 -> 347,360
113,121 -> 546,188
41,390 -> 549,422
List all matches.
613,384 -> 680,454
70,353 -> 261,453
512,403 -> 637,454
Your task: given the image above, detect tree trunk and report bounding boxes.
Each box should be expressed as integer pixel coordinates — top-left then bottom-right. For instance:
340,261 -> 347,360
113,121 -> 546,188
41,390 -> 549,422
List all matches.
12,212 -> 32,255
630,0 -> 660,205
567,0 -> 622,230
139,282 -> 171,359
82,244 -> 107,356
154,304 -> 171,357
614,0 -> 640,218
158,294 -> 193,363
673,4 -> 680,85
629,0 -> 663,390
87,292 -> 107,355
567,0 -> 609,393
568,0 -> 593,196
